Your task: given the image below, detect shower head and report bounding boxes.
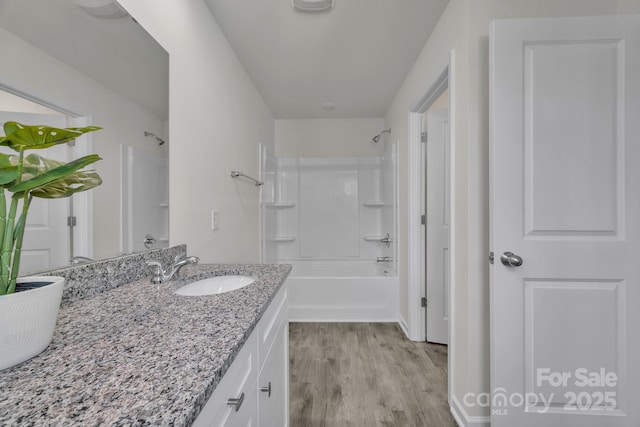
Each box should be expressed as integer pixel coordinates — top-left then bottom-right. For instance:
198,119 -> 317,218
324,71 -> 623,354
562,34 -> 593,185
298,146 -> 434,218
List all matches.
372,128 -> 391,143
144,131 -> 166,145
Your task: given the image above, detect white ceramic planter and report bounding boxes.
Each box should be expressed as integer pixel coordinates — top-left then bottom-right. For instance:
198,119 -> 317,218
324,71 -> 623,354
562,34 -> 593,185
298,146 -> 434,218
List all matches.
0,276 -> 65,371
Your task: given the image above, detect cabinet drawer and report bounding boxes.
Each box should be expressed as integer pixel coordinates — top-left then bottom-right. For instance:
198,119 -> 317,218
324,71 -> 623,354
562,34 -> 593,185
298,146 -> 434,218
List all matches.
193,332 -> 258,427
258,284 -> 288,371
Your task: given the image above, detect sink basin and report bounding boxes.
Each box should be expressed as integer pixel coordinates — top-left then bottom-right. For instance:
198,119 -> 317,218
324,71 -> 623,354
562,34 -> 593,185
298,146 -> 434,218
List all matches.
175,275 -> 255,296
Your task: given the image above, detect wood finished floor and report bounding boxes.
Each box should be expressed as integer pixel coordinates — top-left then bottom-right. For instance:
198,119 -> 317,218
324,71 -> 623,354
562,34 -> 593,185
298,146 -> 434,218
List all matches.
289,323 -> 457,427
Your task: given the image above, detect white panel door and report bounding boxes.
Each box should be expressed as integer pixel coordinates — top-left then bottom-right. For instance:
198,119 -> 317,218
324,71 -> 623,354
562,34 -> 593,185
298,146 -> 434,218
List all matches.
426,109 -> 449,345
0,112 -> 69,274
490,15 -> 640,426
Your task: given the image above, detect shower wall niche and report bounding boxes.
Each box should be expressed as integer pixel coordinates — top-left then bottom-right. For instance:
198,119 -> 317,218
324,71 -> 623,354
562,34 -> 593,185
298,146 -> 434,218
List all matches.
262,155 -> 396,264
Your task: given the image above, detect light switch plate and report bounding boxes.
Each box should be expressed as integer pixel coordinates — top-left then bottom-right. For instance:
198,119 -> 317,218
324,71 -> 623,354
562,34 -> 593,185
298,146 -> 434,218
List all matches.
211,209 -> 219,231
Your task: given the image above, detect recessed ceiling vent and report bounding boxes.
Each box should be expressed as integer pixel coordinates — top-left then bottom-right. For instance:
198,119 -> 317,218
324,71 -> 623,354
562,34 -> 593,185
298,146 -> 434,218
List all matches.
291,0 -> 333,12
74,0 -> 129,19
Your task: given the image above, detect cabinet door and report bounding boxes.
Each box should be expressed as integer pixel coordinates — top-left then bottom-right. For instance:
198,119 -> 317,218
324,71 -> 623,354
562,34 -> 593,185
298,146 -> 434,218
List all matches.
193,334 -> 258,427
258,321 -> 288,427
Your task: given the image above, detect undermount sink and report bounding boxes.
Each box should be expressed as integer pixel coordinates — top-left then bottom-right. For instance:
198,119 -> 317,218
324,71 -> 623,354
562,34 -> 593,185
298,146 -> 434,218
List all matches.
175,275 -> 255,296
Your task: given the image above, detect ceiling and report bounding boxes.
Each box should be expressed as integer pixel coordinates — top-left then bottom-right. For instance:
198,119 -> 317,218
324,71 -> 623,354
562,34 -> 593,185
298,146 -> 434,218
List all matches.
0,0 -> 168,120
204,0 -> 449,119
0,1 -> 448,122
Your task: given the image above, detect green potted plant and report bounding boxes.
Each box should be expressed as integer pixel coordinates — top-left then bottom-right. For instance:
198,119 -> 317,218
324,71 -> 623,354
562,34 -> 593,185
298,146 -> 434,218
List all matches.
0,121 -> 102,370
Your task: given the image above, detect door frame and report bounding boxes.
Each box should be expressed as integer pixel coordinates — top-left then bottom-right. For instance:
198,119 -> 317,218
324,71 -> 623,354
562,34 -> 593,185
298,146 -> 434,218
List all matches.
406,49 -> 455,402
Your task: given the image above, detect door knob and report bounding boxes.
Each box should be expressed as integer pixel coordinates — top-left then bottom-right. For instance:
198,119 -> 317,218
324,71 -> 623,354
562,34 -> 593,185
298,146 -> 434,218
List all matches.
500,251 -> 523,267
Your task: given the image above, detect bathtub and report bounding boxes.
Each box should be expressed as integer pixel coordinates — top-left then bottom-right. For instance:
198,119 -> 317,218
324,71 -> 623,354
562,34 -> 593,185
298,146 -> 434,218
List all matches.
286,261 -> 399,322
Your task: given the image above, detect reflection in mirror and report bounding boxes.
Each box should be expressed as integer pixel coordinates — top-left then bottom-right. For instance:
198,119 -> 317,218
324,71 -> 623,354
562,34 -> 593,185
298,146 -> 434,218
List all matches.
0,0 -> 169,273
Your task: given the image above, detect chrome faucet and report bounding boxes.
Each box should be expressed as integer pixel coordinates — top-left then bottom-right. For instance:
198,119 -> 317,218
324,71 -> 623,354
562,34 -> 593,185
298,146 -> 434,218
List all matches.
376,256 -> 393,263
147,254 -> 200,284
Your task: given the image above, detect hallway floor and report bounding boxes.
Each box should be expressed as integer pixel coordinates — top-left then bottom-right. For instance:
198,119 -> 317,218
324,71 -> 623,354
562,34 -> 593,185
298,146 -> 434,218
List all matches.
289,323 -> 457,427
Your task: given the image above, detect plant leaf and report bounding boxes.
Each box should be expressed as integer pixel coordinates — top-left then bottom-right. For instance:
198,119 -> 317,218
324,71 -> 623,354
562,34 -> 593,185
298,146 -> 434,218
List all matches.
0,167 -> 19,186
0,152 -> 13,168
1,121 -> 101,152
30,170 -> 102,199
8,154 -> 102,193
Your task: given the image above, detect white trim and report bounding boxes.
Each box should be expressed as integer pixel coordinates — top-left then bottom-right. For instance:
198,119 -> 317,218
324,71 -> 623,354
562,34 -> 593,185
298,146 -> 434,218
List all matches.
258,143 -> 265,263
0,84 -> 78,118
448,50 -> 457,421
288,314 -> 399,322
67,115 -> 94,260
397,314 -> 410,337
119,145 -> 130,253
391,140 -> 400,274
450,395 -> 491,427
407,112 -> 422,342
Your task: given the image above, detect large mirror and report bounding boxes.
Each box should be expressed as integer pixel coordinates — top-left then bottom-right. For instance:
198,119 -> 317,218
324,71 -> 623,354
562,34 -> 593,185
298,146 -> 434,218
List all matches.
0,0 -> 169,273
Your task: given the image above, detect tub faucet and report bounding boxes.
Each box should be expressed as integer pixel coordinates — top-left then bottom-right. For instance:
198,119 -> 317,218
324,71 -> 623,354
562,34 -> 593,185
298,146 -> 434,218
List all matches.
376,256 -> 393,263
147,255 -> 200,284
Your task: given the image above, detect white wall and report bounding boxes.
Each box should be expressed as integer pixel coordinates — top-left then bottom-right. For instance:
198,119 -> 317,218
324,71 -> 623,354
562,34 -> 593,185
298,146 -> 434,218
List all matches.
118,0 -> 274,263
386,0 -> 637,422
275,118 -> 384,158
384,0 -> 471,417
0,26 -> 166,261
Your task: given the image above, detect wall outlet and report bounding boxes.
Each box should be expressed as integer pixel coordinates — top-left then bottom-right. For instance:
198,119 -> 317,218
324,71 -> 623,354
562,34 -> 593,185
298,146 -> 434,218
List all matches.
211,209 -> 219,231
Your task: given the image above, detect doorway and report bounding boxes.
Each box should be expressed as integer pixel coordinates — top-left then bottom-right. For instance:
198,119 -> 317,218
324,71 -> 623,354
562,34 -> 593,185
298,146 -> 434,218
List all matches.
423,89 -> 450,345
406,55 -> 455,414
0,87 -> 92,272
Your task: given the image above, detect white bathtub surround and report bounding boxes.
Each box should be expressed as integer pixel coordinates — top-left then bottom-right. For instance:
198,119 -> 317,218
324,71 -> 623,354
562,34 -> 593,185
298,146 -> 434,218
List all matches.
260,144 -> 280,264
288,261 -> 399,322
381,141 -> 398,274
120,145 -> 169,253
264,156 -> 395,263
262,152 -> 399,322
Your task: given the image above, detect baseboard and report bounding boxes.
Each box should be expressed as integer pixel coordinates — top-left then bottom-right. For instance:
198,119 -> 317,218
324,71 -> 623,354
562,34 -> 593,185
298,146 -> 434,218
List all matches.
450,395 -> 491,427
398,314 -> 410,338
288,305 -> 397,323
289,318 -> 399,323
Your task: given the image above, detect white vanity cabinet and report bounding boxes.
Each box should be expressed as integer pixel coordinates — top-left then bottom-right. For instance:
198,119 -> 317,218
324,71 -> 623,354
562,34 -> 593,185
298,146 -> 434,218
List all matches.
193,284 -> 288,427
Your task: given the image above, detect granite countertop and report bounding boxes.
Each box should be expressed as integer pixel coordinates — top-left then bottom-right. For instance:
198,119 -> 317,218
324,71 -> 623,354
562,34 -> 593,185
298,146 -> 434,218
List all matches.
0,263 -> 291,426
